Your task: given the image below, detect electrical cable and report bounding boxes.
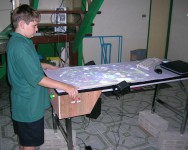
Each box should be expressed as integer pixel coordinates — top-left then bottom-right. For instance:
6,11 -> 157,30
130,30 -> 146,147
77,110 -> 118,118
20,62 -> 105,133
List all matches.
44,0 -> 90,67
59,0 -> 65,8
49,0 -> 65,29
71,116 -> 90,130
102,91 -> 153,117
76,137 -> 93,150
73,117 -> 92,150
51,0 -> 66,33
81,116 -> 91,129
101,109 -> 119,150
100,95 -> 153,150
76,136 -> 87,148
49,0 -> 86,67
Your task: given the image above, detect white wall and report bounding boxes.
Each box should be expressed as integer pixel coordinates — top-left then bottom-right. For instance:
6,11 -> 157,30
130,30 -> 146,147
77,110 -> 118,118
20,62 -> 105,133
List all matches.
37,0 -> 62,23
167,0 -> 188,62
0,1 -> 12,32
83,0 -> 150,64
0,0 -> 29,32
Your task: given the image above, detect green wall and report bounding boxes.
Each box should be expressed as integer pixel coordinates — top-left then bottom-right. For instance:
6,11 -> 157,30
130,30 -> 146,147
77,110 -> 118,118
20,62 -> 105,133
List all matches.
0,54 -> 6,79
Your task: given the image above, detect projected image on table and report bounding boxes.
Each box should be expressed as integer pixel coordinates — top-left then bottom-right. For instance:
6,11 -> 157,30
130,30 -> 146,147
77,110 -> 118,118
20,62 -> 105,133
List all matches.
45,63 -> 152,91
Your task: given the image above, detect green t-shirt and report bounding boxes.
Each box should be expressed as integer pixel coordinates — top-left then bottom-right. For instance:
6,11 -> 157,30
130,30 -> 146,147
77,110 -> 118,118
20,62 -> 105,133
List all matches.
7,32 -> 50,122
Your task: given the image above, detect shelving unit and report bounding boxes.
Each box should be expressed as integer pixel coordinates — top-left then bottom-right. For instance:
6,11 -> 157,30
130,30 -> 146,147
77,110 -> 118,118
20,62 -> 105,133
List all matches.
31,0 -> 104,66
36,9 -> 101,30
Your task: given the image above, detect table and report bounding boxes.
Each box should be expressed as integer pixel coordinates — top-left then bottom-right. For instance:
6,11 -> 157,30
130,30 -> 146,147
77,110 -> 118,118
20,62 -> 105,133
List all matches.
44,60 -> 188,150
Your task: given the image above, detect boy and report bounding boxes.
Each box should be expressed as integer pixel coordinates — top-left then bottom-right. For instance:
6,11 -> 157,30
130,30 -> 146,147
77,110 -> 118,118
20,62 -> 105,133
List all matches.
6,4 -> 78,150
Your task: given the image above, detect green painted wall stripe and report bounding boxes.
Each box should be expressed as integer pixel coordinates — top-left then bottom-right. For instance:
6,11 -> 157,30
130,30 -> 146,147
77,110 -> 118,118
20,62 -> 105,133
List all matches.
73,0 -> 104,52
164,0 -> 173,59
0,55 -> 6,79
0,25 -> 12,40
73,0 -> 104,65
33,0 -> 39,9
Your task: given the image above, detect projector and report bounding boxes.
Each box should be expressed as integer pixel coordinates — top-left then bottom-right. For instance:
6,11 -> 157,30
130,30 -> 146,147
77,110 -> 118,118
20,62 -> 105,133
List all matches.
54,7 -> 67,33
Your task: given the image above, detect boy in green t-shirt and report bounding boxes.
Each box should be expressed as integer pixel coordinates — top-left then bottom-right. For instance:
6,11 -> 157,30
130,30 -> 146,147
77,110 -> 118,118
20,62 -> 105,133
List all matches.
6,4 -> 78,150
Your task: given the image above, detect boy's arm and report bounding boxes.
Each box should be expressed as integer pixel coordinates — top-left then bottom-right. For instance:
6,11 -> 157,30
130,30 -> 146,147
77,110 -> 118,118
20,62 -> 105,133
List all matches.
38,76 -> 78,99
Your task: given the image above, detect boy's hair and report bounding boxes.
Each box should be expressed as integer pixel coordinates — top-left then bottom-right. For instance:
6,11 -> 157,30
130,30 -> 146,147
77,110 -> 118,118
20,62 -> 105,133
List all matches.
11,4 -> 41,30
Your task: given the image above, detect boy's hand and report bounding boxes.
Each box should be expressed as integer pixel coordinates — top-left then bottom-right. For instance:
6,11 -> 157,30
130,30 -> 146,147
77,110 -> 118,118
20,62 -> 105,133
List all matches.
41,63 -> 59,70
64,83 -> 79,99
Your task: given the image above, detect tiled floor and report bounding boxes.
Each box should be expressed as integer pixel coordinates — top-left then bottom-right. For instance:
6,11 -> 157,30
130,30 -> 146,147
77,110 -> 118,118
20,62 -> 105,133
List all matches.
0,79 -> 188,150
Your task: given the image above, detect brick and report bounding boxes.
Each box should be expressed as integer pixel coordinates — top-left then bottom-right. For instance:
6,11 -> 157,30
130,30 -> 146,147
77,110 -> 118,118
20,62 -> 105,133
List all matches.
158,131 -> 188,150
138,110 -> 168,137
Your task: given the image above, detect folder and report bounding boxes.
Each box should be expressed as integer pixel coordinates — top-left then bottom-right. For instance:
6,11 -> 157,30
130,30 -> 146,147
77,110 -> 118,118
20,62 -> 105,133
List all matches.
160,60 -> 188,75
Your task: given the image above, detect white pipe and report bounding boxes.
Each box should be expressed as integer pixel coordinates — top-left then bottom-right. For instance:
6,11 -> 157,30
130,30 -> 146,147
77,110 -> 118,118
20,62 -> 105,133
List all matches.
12,0 -> 19,10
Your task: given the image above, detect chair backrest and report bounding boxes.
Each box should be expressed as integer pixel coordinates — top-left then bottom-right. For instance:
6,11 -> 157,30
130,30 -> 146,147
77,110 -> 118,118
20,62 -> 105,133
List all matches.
130,49 -> 147,61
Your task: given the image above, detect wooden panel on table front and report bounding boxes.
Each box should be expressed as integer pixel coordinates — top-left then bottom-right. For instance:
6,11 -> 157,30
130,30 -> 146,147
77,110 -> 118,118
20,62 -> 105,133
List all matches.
49,90 -> 101,119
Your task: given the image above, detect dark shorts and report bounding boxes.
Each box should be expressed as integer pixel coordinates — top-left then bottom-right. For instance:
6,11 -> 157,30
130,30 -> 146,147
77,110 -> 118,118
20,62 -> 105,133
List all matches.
12,117 -> 44,146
